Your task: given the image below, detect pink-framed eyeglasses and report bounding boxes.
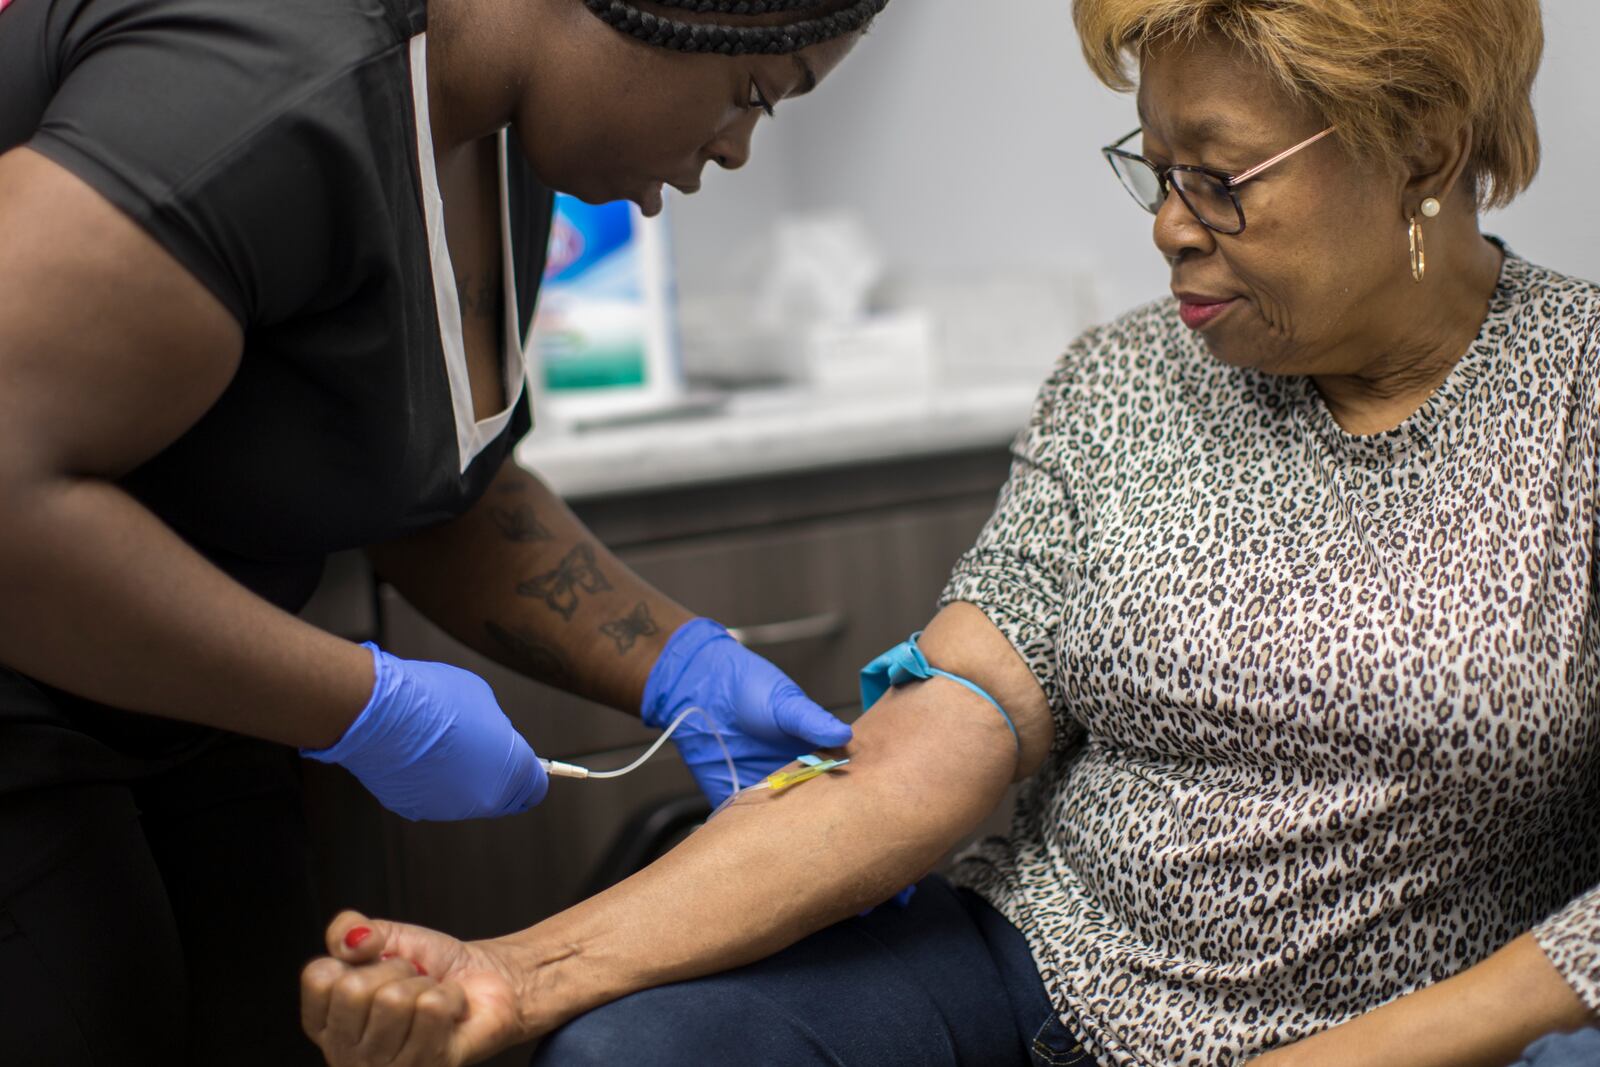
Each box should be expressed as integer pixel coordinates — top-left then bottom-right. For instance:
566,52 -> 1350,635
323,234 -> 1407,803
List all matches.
1102,126 -> 1337,235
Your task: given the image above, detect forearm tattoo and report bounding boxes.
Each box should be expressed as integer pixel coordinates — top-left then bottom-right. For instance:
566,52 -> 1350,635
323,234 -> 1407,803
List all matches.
600,601 -> 660,655
515,543 -> 612,621
490,505 -> 553,543
484,621 -> 572,687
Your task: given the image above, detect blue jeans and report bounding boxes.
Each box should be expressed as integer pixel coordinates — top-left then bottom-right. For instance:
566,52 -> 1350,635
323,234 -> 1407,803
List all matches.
531,875 -> 1094,1067
1514,1029 -> 1600,1067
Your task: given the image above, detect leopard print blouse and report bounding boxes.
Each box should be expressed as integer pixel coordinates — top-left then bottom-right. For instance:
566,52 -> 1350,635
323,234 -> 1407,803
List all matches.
943,250 -> 1600,1066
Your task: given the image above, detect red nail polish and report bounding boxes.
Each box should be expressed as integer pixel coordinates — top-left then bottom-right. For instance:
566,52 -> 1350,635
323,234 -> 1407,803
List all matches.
344,926 -> 373,949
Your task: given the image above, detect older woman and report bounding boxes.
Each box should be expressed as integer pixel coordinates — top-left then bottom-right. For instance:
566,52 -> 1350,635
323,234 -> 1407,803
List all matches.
299,0 -> 1598,1064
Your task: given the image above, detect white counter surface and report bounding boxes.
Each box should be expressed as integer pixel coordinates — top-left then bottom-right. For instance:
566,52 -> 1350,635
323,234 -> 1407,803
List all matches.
515,381 -> 1039,499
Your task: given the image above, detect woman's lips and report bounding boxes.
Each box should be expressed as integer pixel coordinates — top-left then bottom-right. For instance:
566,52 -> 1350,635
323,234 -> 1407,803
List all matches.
635,181 -> 698,218
1177,296 -> 1239,330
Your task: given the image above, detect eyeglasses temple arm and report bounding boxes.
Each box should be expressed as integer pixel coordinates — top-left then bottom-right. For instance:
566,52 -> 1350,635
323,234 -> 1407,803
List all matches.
1228,126 -> 1337,186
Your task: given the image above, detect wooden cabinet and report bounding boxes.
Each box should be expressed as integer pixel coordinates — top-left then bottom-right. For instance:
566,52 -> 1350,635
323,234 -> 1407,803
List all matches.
300,445 -> 1012,1062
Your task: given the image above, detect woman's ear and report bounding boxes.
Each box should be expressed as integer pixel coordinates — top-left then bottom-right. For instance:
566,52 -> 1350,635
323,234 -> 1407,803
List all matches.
1403,122 -> 1476,218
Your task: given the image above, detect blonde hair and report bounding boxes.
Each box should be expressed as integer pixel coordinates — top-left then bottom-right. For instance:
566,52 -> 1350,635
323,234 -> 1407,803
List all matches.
1073,0 -> 1544,209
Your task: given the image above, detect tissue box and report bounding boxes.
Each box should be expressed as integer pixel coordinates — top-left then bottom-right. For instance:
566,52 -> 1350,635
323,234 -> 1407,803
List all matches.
804,310 -> 935,393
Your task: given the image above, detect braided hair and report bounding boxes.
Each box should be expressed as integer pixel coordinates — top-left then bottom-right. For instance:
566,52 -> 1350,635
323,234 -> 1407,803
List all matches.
582,0 -> 891,56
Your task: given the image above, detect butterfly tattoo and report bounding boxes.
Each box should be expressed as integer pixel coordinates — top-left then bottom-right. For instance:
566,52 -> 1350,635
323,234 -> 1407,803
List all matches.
600,602 -> 660,655
516,544 -> 612,621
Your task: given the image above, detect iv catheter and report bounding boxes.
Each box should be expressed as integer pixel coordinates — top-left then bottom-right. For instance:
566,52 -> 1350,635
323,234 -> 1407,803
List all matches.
706,753 -> 852,817
764,754 -> 850,792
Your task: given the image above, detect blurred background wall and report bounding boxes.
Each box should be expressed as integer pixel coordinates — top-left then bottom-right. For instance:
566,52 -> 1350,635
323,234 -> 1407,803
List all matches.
668,0 -> 1599,383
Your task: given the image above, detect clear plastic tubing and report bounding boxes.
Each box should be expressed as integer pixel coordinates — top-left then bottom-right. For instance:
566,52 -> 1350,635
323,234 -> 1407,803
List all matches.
540,705 -> 741,792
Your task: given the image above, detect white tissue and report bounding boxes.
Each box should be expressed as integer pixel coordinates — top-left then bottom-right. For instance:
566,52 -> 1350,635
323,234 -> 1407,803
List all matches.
755,212 -> 886,333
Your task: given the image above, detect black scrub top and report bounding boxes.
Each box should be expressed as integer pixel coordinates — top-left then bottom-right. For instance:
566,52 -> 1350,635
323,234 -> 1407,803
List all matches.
0,0 -> 555,788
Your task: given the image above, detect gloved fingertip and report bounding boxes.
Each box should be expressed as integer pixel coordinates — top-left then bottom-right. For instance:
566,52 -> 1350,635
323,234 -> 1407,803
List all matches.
812,720 -> 854,748
773,693 -> 852,747
507,758 -> 549,814
524,769 -> 549,810
791,708 -> 853,748
512,727 -> 548,798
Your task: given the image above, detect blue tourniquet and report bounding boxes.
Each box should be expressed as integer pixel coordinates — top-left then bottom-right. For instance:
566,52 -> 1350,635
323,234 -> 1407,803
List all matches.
859,632 -> 1020,750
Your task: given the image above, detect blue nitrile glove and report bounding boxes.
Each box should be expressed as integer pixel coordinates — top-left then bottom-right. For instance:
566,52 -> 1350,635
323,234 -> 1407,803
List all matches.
642,618 -> 853,807
302,643 -> 547,821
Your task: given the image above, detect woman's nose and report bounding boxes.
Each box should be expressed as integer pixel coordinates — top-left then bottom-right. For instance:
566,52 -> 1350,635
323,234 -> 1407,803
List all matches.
706,111 -> 759,172
1152,185 -> 1215,262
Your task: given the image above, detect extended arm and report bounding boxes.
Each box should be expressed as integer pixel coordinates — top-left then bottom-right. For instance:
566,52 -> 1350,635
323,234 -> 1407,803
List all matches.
506,603 -> 1053,1000
301,602 -> 1055,1065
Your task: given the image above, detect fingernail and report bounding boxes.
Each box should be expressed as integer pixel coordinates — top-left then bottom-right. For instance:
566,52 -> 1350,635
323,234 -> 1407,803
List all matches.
344,926 -> 373,949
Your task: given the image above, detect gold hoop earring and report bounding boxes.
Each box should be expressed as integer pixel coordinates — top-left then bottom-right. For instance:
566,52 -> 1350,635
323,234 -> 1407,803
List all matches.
1409,214 -> 1426,283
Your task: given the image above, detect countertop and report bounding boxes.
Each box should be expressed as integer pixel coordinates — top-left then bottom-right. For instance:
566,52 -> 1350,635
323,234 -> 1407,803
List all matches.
515,380 -> 1039,500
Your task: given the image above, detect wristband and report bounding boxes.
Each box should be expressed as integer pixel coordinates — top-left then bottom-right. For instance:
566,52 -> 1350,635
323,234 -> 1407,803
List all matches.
859,632 -> 1020,752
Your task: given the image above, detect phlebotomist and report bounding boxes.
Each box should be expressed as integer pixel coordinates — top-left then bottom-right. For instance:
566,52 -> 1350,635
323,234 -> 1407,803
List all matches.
0,0 -> 886,1062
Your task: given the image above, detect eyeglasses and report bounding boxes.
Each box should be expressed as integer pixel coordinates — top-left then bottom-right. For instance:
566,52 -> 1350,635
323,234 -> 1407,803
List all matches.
1102,126 -> 1336,235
